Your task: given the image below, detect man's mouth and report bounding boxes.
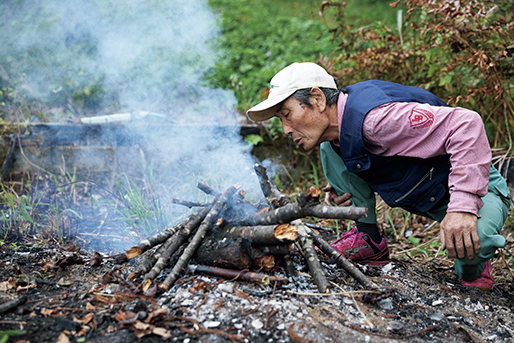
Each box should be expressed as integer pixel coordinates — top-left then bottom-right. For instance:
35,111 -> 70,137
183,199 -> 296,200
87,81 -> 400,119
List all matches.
294,138 -> 301,145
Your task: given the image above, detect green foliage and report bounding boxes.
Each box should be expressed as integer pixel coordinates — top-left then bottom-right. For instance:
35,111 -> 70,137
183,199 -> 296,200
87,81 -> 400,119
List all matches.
107,177 -> 174,240
320,0 -> 514,149
0,330 -> 26,343
244,134 -> 264,146
207,0 -> 337,112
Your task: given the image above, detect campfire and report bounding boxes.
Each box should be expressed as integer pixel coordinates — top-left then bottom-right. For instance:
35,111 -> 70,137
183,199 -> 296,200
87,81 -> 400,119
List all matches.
124,163 -> 378,296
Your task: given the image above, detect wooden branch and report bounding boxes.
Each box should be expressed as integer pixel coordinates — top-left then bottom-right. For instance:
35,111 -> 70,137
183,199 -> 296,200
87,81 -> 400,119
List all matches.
141,222 -> 198,291
233,195 -> 366,226
219,223 -> 298,245
189,265 -> 288,285
125,208 -> 210,259
254,163 -> 293,209
0,295 -> 27,314
306,226 -> 380,290
282,253 -> 296,278
170,198 -> 211,208
196,182 -> 220,196
128,230 -> 179,279
159,185 -> 240,292
294,220 -> 329,293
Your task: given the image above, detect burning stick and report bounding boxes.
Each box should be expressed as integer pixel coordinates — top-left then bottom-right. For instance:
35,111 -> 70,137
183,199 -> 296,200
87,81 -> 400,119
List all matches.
159,185 -> 240,292
189,265 -> 288,285
125,208 -> 210,259
306,226 -> 379,290
232,189 -> 367,226
294,220 -> 329,293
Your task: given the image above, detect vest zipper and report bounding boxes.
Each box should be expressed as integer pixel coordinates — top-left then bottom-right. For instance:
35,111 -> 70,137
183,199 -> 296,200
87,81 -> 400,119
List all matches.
394,167 -> 434,203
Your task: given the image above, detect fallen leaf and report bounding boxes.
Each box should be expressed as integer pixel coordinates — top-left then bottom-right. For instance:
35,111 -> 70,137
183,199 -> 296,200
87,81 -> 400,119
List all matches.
73,313 -> 95,325
51,254 -> 82,270
85,302 -> 96,311
132,320 -> 153,338
56,332 -> 70,343
16,284 -> 37,292
41,309 -> 60,317
152,326 -> 172,339
62,243 -> 80,252
146,308 -> 168,323
90,252 -> 103,267
0,277 -> 17,291
57,278 -> 74,286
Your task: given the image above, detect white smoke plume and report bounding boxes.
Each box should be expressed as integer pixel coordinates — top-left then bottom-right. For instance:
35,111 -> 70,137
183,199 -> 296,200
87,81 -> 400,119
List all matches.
0,0 -> 266,250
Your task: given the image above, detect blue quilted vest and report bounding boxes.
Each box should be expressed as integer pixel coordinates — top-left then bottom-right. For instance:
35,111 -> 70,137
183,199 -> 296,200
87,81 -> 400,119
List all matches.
338,80 -> 452,213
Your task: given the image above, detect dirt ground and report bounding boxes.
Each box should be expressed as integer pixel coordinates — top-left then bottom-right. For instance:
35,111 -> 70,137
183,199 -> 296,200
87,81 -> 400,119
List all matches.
1,211 -> 514,343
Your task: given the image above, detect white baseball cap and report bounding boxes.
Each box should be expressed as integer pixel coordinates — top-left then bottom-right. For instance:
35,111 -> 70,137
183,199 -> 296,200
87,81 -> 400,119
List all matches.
246,62 -> 337,122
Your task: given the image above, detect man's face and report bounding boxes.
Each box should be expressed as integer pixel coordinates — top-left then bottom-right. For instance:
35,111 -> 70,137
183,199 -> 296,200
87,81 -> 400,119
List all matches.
275,95 -> 330,151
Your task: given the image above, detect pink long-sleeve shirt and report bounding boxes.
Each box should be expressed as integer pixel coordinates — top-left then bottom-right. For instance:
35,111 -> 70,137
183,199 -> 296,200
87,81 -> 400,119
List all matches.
337,92 -> 491,216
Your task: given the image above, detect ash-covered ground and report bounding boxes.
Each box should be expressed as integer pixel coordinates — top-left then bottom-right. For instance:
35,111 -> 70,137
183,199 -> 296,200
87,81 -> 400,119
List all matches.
1,220 -> 513,343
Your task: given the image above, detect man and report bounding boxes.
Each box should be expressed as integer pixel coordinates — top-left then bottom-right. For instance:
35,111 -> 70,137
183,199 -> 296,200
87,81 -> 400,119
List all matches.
246,62 -> 511,291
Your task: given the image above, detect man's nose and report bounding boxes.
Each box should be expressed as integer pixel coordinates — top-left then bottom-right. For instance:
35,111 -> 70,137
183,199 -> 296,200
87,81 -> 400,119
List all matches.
282,122 -> 293,136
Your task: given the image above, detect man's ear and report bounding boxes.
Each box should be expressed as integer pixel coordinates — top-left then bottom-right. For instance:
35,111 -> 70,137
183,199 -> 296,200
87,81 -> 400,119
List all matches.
310,87 -> 326,112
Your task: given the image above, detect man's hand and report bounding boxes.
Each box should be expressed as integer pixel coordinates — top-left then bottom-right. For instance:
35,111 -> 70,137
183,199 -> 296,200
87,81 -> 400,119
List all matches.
440,212 -> 480,260
323,183 -> 352,207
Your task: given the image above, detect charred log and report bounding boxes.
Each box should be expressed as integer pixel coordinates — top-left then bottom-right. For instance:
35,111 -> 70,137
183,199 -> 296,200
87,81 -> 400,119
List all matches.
193,236 -> 252,270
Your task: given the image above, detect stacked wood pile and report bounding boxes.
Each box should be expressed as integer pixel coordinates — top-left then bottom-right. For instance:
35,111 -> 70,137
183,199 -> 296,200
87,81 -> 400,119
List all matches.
125,164 -> 379,295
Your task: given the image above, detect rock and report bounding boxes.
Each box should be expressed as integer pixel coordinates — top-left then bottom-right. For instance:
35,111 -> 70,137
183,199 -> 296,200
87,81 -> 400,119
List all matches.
204,321 -> 220,328
387,321 -> 404,331
430,312 -> 445,321
378,298 -> 393,310
252,319 -> 264,329
432,299 -> 444,306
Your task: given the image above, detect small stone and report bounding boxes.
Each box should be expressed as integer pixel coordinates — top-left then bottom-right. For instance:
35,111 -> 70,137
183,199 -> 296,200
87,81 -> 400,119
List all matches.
387,321 -> 403,331
343,298 -> 353,305
378,298 -> 393,310
251,319 -> 264,329
432,299 -> 444,306
382,263 -> 394,273
204,321 -> 220,328
277,323 -> 285,330
218,283 -> 234,293
430,312 -> 445,321
234,323 -> 243,329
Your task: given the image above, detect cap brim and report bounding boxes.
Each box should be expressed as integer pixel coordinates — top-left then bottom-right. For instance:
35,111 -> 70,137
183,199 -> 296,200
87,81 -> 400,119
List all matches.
246,90 -> 295,122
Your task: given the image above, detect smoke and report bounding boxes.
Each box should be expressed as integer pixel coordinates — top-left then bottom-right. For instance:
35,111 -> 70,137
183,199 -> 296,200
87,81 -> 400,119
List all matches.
0,0 -> 266,250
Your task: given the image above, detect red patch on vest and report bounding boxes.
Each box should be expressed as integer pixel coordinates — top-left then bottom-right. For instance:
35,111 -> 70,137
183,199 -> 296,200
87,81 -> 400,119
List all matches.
409,108 -> 434,129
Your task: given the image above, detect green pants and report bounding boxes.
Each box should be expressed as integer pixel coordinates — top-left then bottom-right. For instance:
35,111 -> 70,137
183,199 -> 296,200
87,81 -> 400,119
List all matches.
320,142 -> 511,280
